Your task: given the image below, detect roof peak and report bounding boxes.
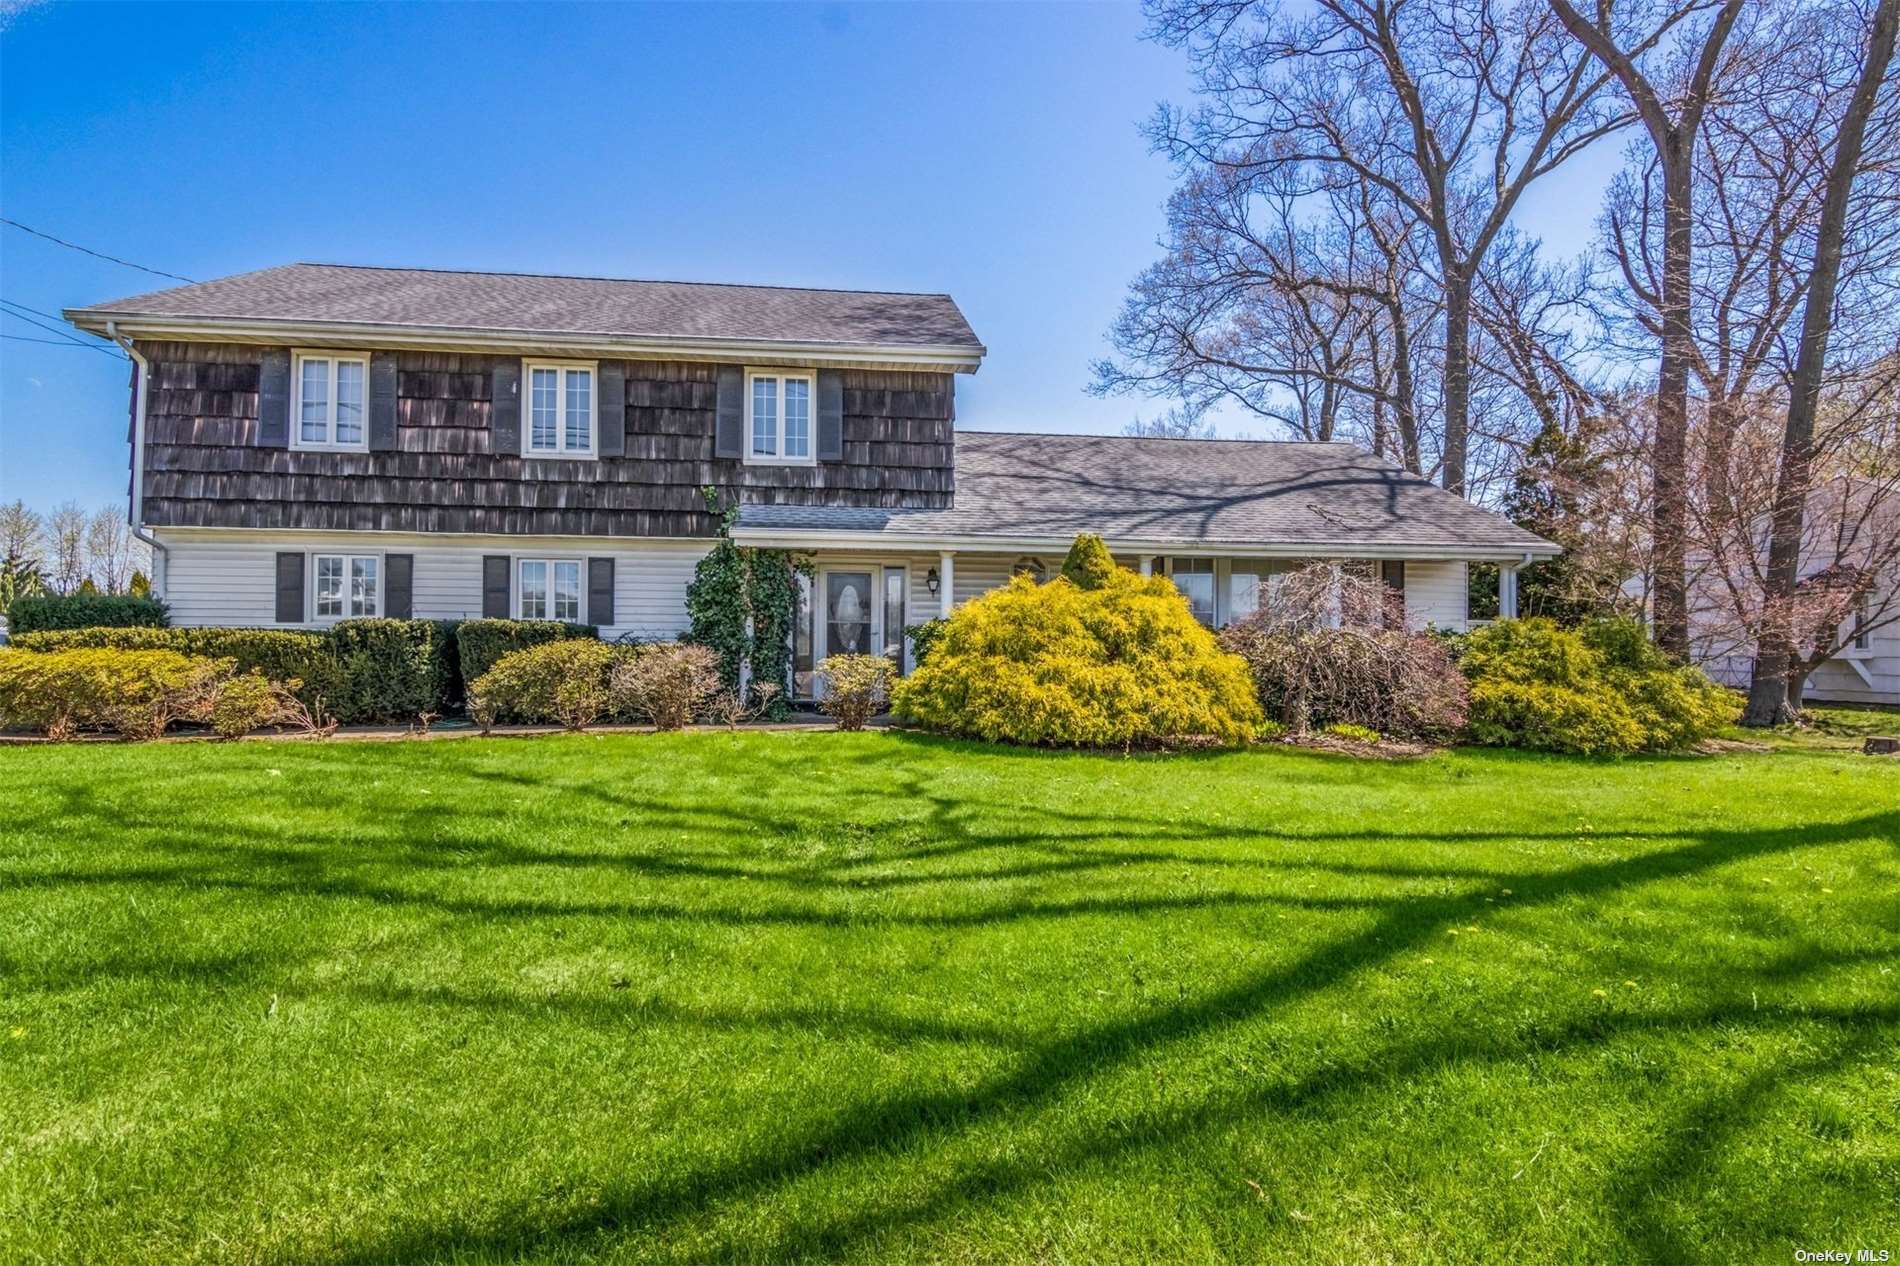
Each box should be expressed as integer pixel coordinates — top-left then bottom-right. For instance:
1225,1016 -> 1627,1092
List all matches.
285,261 -> 955,301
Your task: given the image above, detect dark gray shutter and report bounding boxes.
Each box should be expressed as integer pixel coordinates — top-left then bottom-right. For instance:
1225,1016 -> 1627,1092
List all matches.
482,555 -> 511,618
385,553 -> 413,619
274,552 -> 305,623
258,349 -> 291,447
816,370 -> 844,462
596,362 -> 625,458
587,557 -> 614,627
491,359 -> 521,455
714,365 -> 743,459
1381,560 -> 1405,628
369,352 -> 399,451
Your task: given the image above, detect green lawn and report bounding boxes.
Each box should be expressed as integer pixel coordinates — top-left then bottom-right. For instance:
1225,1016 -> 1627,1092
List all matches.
1,729 -> 1895,1265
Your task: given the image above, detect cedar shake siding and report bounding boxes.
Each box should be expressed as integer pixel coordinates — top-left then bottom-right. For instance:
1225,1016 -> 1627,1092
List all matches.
140,342 -> 956,538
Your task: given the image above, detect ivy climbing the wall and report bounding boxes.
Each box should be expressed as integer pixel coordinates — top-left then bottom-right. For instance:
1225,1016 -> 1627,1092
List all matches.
683,488 -> 809,714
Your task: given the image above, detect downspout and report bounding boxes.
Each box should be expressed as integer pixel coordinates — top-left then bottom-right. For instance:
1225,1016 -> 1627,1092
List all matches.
104,321 -> 167,596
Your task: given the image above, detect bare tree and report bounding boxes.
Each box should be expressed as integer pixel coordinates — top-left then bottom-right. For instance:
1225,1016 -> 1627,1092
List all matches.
1101,0 -> 1627,498
85,507 -> 137,594
1125,411 -> 1217,440
1551,0 -> 1750,656
43,502 -> 88,596
1744,0 -> 1900,723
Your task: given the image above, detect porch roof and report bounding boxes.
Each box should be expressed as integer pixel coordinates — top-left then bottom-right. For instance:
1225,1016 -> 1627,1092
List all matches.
735,431 -> 1557,560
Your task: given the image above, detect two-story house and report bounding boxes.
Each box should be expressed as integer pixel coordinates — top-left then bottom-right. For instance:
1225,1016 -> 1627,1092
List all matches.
66,263 -> 1555,697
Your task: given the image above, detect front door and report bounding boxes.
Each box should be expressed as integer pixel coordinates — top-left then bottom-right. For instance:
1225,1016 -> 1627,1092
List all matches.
817,568 -> 878,663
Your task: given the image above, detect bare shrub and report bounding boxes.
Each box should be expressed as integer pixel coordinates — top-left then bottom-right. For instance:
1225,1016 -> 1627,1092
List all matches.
817,654 -> 893,732
1218,563 -> 1467,740
610,642 -> 723,731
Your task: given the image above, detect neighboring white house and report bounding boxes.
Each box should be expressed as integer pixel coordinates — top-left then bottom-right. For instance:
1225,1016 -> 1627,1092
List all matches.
1685,478 -> 1900,707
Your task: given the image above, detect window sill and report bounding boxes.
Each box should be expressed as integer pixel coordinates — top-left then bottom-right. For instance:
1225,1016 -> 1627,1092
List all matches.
743,454 -> 818,467
291,442 -> 370,454
523,450 -> 597,462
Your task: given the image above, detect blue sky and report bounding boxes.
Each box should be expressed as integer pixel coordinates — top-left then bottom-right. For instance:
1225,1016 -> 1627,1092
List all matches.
0,0 -> 1619,511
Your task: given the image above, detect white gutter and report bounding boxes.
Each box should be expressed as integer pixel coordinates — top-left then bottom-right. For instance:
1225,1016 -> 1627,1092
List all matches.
729,526 -> 1562,563
65,313 -> 986,373
103,321 -> 166,596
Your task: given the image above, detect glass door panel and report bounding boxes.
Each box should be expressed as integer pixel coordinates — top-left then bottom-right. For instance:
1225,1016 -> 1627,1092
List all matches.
825,571 -> 874,657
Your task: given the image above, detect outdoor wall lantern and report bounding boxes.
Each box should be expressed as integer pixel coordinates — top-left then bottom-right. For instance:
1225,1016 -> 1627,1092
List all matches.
925,567 -> 941,596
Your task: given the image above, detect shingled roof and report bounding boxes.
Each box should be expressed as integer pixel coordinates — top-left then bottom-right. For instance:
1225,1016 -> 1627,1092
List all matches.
739,432 -> 1555,556
68,263 -> 983,354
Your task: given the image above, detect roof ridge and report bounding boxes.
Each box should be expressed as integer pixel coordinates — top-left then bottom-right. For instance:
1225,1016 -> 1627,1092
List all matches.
957,428 -> 1358,446
287,261 -> 956,300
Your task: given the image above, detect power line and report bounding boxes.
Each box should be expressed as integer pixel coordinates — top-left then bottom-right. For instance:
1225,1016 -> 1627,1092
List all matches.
0,302 -> 125,358
1,217 -> 196,284
2,332 -> 128,355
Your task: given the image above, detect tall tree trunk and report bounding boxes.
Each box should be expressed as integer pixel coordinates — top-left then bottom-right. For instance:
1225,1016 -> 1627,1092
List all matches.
1743,0 -> 1899,726
1653,142 -> 1695,658
1441,269 -> 1472,495
1389,294 -> 1424,474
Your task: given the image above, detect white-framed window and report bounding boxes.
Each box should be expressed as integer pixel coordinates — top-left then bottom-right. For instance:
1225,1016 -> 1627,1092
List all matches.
1850,590 -> 1873,651
745,368 -> 815,464
1169,558 -> 1216,626
292,351 -> 369,450
518,558 -> 582,622
313,553 -> 380,620
523,361 -> 596,459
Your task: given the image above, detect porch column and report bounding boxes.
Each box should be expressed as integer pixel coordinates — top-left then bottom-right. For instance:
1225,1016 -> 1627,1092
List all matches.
1499,565 -> 1520,620
1138,555 -> 1154,577
938,550 -> 956,618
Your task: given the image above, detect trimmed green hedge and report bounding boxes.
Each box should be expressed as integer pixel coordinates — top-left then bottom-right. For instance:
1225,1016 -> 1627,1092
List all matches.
455,618 -> 597,691
6,593 -> 169,633
10,626 -> 342,708
10,618 -> 599,724
328,619 -> 444,724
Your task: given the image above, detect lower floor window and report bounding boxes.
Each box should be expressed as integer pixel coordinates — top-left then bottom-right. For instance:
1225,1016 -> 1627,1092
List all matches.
315,554 -> 379,619
520,558 -> 581,622
1169,558 -> 1216,625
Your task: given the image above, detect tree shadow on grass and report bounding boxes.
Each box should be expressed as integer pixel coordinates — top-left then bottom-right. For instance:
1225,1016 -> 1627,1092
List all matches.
304,808 -> 1898,1265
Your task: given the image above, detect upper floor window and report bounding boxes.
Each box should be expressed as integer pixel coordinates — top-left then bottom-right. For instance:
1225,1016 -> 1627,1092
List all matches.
293,352 -> 368,451
519,558 -> 582,622
747,369 -> 814,464
525,362 -> 595,458
314,553 -> 379,620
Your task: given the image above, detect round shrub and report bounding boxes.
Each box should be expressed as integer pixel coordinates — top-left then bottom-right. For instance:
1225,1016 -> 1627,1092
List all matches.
610,641 -> 723,731
210,672 -> 279,740
817,653 -> 893,732
468,639 -> 620,731
455,619 -> 597,692
0,647 -> 232,740
891,559 -> 1260,748
1460,617 -> 1735,754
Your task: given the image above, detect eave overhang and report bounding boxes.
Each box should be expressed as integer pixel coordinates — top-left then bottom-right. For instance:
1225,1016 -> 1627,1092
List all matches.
63,311 -> 986,374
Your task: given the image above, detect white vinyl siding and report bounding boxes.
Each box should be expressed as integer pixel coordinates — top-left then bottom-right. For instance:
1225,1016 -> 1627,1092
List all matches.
1402,560 -> 1469,632
154,535 -> 1490,667
155,531 -> 710,641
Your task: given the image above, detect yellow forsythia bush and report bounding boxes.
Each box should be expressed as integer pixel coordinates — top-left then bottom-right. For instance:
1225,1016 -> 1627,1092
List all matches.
891,558 -> 1261,748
